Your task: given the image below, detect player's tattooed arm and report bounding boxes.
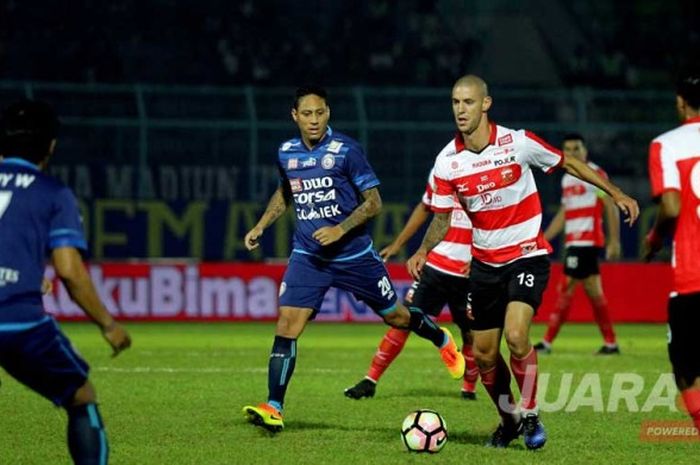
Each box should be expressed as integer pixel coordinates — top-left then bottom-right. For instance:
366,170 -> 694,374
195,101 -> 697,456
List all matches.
244,186 -> 290,250
314,188 -> 382,246
339,188 -> 382,233
406,212 -> 450,280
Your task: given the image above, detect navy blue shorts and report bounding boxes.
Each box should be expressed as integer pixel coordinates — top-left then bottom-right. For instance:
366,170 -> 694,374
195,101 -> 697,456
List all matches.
279,248 -> 398,317
0,317 -> 89,407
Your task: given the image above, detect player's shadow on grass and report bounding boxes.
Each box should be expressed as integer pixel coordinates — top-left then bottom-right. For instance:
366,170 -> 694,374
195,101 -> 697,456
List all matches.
449,430 -> 526,450
389,387 -> 458,398
291,420 -> 395,438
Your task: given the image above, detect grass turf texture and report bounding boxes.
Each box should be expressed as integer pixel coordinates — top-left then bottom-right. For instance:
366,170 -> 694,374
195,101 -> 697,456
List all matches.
0,322 -> 696,464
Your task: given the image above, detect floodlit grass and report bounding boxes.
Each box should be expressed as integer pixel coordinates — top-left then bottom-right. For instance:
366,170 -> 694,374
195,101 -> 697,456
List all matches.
0,322 -> 697,464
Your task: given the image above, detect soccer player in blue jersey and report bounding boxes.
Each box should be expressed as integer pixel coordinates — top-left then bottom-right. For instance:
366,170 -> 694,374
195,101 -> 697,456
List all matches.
242,86 -> 464,432
0,100 -> 131,465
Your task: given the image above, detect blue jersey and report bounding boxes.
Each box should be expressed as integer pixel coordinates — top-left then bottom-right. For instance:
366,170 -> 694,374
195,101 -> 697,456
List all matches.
278,128 -> 380,259
0,158 -> 86,325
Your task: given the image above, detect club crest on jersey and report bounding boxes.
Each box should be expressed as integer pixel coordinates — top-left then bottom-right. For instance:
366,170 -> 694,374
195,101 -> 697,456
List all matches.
287,158 -> 298,169
501,167 -> 515,183
289,178 -> 303,193
498,134 -> 513,146
321,154 -> 335,169
326,140 -> 344,153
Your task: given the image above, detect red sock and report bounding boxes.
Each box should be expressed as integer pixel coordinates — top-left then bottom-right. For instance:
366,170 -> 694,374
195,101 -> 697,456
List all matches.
681,388 -> 700,436
590,295 -> 616,345
366,328 -> 410,382
479,354 -> 516,423
462,343 -> 479,392
543,291 -> 572,344
510,347 -> 538,411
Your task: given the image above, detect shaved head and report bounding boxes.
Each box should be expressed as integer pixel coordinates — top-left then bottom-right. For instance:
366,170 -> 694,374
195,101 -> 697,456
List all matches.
453,75 -> 489,99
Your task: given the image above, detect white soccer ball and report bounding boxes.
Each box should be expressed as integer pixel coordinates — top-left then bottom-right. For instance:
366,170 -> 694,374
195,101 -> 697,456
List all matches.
400,409 -> 448,453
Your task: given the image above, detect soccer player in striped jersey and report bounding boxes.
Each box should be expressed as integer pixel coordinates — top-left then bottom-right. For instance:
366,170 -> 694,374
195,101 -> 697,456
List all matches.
0,101 -> 131,465
242,86 -> 465,433
344,168 -> 479,400
534,134 -> 621,355
408,75 -> 639,449
644,71 -> 700,437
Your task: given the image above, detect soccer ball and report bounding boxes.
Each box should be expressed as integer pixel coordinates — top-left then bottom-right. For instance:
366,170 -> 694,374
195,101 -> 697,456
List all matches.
400,409 -> 448,453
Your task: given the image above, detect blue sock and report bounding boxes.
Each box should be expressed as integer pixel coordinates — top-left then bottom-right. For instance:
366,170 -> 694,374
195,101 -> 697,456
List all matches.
408,307 -> 446,347
267,336 -> 297,412
66,403 -> 109,465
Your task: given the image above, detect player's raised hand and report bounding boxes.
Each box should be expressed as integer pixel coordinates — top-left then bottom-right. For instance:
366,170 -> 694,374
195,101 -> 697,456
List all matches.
379,243 -> 400,262
407,249 -> 427,281
606,240 -> 622,260
244,226 -> 264,251
612,192 -> 640,225
313,225 -> 345,246
102,321 -> 131,357
41,278 -> 53,295
642,229 -> 663,262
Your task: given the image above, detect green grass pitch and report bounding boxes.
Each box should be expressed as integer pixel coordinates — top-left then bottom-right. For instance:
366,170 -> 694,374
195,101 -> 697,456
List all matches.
0,322 -> 697,464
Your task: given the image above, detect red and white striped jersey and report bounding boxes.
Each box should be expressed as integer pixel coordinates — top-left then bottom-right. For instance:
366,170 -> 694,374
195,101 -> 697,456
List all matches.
561,161 -> 607,248
432,122 -> 563,266
422,169 -> 473,277
648,116 -> 700,295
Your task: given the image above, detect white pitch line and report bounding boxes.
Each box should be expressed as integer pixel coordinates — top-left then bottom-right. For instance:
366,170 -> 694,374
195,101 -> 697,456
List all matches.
93,366 -> 352,374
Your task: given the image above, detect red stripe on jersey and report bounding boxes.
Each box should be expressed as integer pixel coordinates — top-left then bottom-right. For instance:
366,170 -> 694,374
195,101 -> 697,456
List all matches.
434,175 -> 454,196
448,163 -> 523,197
469,192 -> 542,231
565,231 -> 596,243
472,233 -> 552,263
426,250 -> 469,276
444,227 -> 473,244
648,141 -> 665,198
564,205 -> 600,220
673,156 -> 700,294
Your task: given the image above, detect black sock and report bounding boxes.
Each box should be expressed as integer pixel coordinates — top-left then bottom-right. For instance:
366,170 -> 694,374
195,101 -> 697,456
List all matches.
267,336 -> 297,411
66,403 -> 108,465
408,307 -> 446,347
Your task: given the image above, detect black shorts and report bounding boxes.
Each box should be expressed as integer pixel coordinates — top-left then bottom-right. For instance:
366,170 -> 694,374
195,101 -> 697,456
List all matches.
668,292 -> 700,385
564,247 -> 602,279
404,265 -> 470,333
469,256 -> 551,331
0,318 -> 89,407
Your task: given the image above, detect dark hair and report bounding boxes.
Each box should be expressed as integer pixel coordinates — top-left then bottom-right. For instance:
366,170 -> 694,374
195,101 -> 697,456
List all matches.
562,133 -> 585,144
677,72 -> 700,109
293,86 -> 328,109
1,100 -> 59,163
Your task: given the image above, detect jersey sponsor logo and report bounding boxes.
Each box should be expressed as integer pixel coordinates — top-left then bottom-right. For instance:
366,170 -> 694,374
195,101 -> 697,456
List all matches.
451,161 -> 459,169
287,158 -> 298,169
0,173 -> 36,188
472,159 -> 492,168
281,141 -> 300,151
0,267 -> 20,286
299,157 -> 317,168
326,140 -> 344,154
289,178 -> 303,193
301,177 -> 333,190
456,182 -> 470,193
498,134 -> 513,146
296,204 -> 342,220
479,192 -> 503,206
477,181 -> 496,193
293,189 -> 337,204
321,153 -> 335,169
494,155 -> 516,167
